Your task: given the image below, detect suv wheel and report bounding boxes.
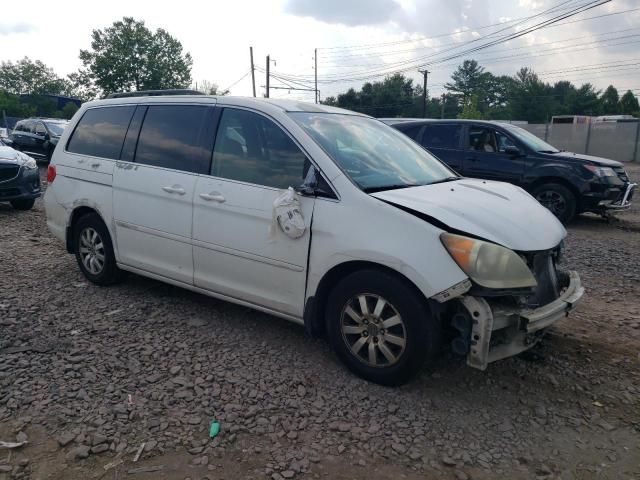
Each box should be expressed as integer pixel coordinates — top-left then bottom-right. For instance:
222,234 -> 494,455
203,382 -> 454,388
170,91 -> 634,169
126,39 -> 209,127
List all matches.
74,213 -> 123,285
10,199 -> 35,210
326,269 -> 440,386
533,183 -> 577,224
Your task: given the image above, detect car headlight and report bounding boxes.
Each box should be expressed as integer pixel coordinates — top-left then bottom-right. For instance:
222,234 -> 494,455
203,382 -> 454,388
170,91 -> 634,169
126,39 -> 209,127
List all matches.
440,233 -> 537,289
585,165 -> 616,178
23,158 -> 37,170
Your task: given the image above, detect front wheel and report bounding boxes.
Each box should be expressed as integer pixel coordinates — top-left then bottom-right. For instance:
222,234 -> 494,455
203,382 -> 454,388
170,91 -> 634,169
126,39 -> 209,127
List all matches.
533,183 -> 577,224
326,269 -> 440,386
10,198 -> 35,210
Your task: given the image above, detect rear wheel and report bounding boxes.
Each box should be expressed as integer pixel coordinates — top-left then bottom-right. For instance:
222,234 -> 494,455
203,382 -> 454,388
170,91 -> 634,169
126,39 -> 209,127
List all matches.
73,213 -> 124,285
326,269 -> 439,386
10,198 -> 35,210
533,183 -> 577,224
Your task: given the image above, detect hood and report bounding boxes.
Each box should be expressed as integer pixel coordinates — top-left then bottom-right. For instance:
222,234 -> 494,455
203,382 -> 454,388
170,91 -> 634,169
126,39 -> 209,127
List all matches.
0,146 -> 33,165
544,151 -> 623,167
372,178 -> 566,252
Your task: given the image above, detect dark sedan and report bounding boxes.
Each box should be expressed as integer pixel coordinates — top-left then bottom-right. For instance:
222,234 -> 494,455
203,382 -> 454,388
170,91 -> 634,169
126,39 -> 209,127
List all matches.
0,139 -> 41,210
386,119 -> 636,223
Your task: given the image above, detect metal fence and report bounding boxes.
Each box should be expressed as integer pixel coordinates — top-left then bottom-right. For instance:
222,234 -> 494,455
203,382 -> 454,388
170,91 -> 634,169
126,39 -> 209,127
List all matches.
520,122 -> 640,163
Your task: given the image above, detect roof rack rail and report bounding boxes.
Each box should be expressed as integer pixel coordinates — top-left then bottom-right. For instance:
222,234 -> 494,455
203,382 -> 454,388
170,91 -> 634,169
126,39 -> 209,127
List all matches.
106,89 -> 204,99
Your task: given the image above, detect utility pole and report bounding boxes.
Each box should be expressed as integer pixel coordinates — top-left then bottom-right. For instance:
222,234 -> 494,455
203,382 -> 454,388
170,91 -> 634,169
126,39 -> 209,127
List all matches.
441,93 -> 445,119
250,47 -> 256,97
266,55 -> 270,98
314,48 -> 318,104
418,69 -> 429,118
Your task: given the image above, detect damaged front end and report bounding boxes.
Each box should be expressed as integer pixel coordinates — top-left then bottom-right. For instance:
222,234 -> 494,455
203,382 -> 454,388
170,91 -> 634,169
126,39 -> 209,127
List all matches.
436,240 -> 585,370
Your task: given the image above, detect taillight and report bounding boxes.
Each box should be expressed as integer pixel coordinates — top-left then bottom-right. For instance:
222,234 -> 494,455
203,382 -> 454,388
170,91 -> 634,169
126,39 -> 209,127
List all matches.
47,164 -> 56,183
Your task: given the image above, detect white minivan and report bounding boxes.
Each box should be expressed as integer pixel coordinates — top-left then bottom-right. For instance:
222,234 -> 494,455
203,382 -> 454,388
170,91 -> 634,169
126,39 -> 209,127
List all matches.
44,92 -> 584,385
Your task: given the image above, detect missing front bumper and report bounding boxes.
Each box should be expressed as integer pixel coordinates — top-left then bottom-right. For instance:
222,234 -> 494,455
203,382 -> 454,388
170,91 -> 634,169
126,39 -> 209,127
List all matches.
460,270 -> 584,370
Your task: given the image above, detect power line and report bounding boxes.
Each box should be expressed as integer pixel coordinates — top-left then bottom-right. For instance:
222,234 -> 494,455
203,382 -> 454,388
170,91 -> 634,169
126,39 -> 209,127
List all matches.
274,34 -> 640,86
221,70 -> 252,93
317,0 -> 585,52
273,0 -> 611,83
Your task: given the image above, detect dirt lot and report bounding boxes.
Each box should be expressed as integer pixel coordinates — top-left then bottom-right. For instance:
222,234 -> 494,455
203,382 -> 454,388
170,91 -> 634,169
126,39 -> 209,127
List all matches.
1,164 -> 639,480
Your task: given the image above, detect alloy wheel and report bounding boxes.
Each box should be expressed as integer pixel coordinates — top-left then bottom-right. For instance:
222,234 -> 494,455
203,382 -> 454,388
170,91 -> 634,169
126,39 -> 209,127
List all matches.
536,190 -> 567,217
79,227 -> 105,275
340,293 -> 407,368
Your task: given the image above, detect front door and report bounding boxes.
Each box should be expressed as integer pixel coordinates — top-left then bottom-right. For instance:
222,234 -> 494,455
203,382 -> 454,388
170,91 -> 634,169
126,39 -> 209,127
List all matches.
419,123 -> 464,174
113,104 -> 215,284
193,107 -> 315,317
462,125 -> 525,184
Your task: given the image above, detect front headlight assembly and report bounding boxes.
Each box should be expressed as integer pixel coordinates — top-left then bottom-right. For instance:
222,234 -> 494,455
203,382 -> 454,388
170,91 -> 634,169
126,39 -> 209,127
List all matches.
441,233 -> 537,289
23,158 -> 38,170
585,165 -> 616,178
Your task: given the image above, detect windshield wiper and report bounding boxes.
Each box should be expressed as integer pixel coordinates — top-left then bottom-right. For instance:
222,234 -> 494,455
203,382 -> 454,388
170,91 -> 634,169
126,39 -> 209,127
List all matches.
363,183 -> 420,193
427,176 -> 461,185
538,150 -> 559,154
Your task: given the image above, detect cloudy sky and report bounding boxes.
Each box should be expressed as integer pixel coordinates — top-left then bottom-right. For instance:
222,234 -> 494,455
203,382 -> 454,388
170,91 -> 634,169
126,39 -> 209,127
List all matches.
1,0 -> 639,101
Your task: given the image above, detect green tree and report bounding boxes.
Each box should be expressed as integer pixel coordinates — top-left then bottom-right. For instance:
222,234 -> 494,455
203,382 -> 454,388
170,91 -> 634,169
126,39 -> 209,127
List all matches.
619,90 -> 640,116
445,60 -> 485,100
79,17 -> 193,96
509,68 -> 553,122
599,85 -> 619,115
458,95 -> 483,119
61,102 -> 80,119
0,57 -> 68,95
0,90 -> 34,117
571,83 -> 600,115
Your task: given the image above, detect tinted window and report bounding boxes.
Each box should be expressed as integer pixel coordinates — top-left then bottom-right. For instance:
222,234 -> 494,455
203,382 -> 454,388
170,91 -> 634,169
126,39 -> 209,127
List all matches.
401,125 -> 423,141
495,131 -> 516,153
35,123 -> 46,135
212,108 -> 308,189
135,105 -> 213,174
67,106 -> 135,159
469,127 -> 497,152
421,124 -> 461,149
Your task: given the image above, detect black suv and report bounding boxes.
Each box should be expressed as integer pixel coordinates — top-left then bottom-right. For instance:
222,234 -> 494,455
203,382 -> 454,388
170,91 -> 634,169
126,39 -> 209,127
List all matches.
0,139 -> 41,210
387,119 -> 636,223
10,118 -> 68,161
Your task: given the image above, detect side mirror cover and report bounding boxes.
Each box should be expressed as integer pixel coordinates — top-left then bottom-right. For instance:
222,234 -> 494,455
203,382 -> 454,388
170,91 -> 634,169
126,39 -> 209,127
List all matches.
504,145 -> 521,156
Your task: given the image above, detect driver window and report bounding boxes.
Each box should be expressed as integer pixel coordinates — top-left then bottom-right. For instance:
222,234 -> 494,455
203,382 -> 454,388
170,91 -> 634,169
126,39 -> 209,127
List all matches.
212,108 -> 308,189
495,131 -> 516,153
468,127 -> 497,153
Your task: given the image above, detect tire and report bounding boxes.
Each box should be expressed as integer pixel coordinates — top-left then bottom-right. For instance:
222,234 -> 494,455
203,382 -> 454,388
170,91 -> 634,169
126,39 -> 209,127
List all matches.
533,183 -> 577,224
10,198 -> 35,210
73,213 -> 124,285
326,269 -> 440,386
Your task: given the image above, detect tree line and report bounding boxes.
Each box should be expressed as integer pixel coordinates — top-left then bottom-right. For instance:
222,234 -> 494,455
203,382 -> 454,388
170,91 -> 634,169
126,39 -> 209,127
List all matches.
0,17 -> 220,120
322,60 -> 640,122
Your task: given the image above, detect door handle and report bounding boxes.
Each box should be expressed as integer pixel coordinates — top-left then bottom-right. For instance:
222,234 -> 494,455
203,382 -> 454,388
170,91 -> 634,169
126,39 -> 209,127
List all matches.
466,157 -> 477,162
91,162 -> 101,168
199,192 -> 226,203
162,185 -> 186,195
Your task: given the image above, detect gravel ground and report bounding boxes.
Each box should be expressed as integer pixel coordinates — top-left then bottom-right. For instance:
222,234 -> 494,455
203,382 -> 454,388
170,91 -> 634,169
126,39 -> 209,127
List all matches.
1,164 -> 639,480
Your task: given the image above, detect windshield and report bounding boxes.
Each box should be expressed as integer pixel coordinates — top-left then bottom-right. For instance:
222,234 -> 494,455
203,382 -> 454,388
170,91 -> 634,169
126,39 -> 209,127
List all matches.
45,122 -> 66,136
503,124 -> 559,153
290,113 -> 456,192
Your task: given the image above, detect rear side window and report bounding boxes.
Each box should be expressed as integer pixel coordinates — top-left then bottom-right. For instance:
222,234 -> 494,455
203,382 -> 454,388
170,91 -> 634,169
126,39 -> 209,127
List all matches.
67,106 -> 135,159
212,108 -> 308,189
134,105 -> 213,174
421,124 -> 461,149
401,125 -> 423,141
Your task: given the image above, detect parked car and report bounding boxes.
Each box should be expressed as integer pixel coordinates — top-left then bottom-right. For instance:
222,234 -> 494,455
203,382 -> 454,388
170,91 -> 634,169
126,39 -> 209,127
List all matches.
10,118 -> 68,161
385,119 -> 636,223
0,139 -> 41,210
44,94 -> 584,385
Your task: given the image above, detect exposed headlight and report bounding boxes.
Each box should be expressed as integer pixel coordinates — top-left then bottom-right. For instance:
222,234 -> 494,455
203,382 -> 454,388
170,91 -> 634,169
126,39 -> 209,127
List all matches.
23,158 -> 37,170
585,165 -> 616,178
440,233 -> 537,289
